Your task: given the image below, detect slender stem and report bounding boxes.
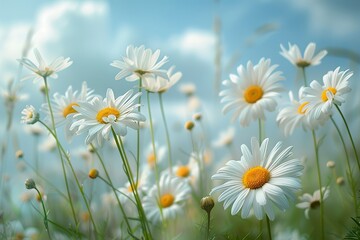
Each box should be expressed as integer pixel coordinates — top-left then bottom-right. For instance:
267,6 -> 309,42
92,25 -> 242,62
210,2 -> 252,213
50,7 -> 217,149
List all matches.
159,93 -> 173,173
90,145 -> 133,233
301,67 -> 307,87
330,117 -> 358,214
312,130 -> 324,240
206,212 -> 211,240
38,120 -> 98,237
335,104 -> 360,172
111,128 -> 152,239
265,216 -> 272,240
146,91 -> 164,222
136,78 -> 142,182
41,79 -> 78,227
34,187 -> 52,240
258,118 -> 263,142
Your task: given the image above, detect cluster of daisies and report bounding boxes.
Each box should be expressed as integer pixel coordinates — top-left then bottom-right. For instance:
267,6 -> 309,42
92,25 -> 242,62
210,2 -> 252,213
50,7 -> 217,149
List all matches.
17,41 -> 354,238
213,42 -> 353,222
19,45 -> 201,230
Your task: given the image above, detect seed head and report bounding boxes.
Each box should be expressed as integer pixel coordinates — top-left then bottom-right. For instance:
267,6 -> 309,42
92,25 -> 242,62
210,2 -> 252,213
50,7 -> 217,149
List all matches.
185,121 -> 195,131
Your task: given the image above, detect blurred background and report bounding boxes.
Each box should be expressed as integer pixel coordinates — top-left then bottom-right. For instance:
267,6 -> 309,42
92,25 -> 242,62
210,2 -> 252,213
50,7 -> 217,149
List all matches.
1,0 -> 360,238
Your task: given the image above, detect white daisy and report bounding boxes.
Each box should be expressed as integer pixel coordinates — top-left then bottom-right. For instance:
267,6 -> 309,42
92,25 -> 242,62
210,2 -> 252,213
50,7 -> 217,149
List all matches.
143,142 -> 166,172
277,88 -> 328,137
302,67 -> 352,119
220,58 -> 284,126
21,105 -> 39,124
280,42 -> 327,68
210,137 -> 303,220
143,173 -> 191,224
179,83 -> 196,96
296,187 -> 330,219
18,48 -> 72,82
110,45 -> 168,82
71,88 -> 145,145
171,153 -> 199,184
41,82 -> 94,141
213,127 -> 236,147
117,170 -> 150,205
142,66 -> 182,93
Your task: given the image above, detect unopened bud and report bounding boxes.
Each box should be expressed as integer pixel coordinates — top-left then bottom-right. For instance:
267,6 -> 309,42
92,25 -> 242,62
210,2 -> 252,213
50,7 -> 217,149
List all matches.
88,168 -> 99,179
15,150 -> 24,159
193,113 -> 202,121
185,121 -> 195,131
25,178 -> 36,190
200,196 -> 215,214
336,177 -> 345,185
326,161 -> 335,168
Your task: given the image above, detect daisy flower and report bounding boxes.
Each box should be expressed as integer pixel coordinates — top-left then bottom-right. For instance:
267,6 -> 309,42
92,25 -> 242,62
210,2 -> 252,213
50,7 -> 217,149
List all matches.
210,137 -> 303,220
213,127 -> 236,147
117,170 -> 150,205
21,105 -> 39,124
296,187 -> 330,219
143,173 -> 191,224
71,88 -> 145,145
41,82 -> 94,141
277,88 -> 328,137
302,67 -> 352,119
110,45 -> 168,82
18,48 -> 72,82
170,153 -> 199,184
220,58 -> 284,126
143,142 -> 166,172
142,66 -> 182,93
280,42 -> 327,68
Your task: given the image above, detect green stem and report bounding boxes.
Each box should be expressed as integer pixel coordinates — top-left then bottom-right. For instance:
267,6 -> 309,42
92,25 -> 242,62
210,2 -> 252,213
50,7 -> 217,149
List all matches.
136,78 -> 142,182
265,216 -> 272,240
38,120 -> 98,237
335,104 -> 360,172
312,130 -> 324,240
330,116 -> 358,214
111,128 -> 152,239
301,67 -> 307,87
206,212 -> 211,240
258,118 -> 263,142
41,79 -> 78,227
90,144 -> 133,233
146,91 -> 164,221
159,93 -> 173,173
34,187 -> 52,240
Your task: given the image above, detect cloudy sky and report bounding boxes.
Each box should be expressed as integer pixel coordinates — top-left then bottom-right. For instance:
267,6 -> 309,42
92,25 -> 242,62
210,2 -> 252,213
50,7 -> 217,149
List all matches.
1,0 -> 360,158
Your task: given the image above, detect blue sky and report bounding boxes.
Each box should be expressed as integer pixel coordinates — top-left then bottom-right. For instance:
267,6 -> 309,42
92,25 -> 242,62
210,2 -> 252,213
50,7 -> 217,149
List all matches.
1,0 -> 360,153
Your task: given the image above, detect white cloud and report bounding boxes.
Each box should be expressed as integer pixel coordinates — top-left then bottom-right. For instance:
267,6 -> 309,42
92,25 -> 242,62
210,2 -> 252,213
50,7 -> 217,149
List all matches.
169,29 -> 215,62
287,0 -> 359,37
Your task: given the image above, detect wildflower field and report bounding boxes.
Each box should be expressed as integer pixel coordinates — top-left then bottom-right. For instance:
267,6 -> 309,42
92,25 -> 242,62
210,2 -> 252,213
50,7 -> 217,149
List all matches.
1,1 -> 360,240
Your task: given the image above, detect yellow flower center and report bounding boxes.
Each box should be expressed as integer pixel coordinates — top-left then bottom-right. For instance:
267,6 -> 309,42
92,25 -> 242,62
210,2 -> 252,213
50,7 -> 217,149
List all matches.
160,193 -> 175,208
244,85 -> 263,104
147,153 -> 156,167
63,103 -> 79,117
297,102 -> 309,114
134,69 -> 150,76
242,166 -> 270,189
96,107 -> 120,124
27,111 -> 33,119
127,182 -> 138,192
321,87 -> 337,102
176,166 -> 190,178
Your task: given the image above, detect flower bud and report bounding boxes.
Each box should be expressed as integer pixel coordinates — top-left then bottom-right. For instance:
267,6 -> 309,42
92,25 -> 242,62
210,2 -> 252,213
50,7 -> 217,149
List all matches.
193,112 -> 202,121
88,168 -> 99,179
200,196 -> 215,214
25,178 -> 36,189
336,177 -> 345,185
185,121 -> 195,131
15,150 -> 24,159
326,161 -> 335,168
